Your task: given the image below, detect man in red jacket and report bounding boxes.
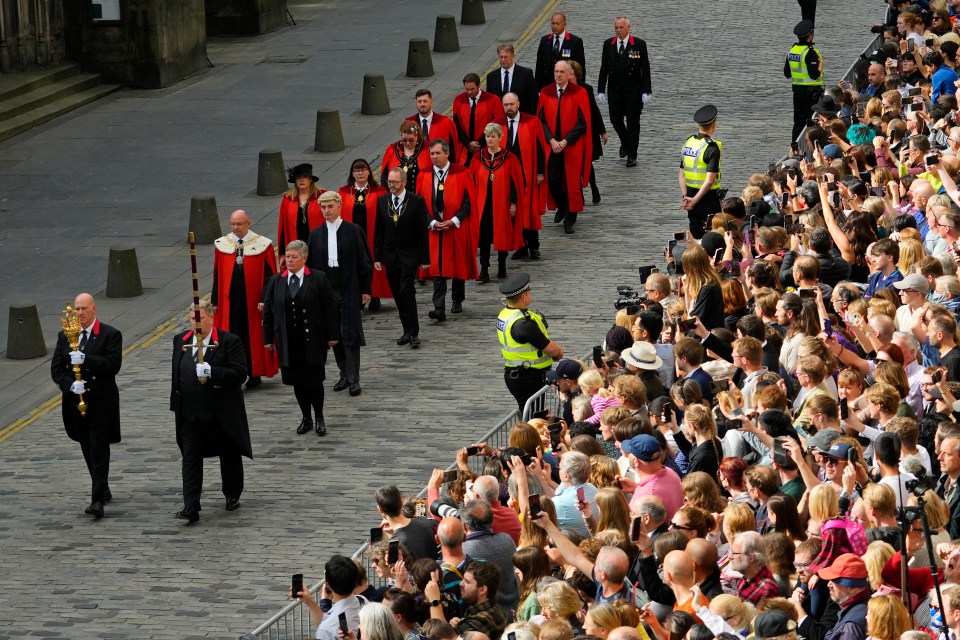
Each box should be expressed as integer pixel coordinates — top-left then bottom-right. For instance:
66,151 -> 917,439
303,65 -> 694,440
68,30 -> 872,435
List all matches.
453,73 -> 504,166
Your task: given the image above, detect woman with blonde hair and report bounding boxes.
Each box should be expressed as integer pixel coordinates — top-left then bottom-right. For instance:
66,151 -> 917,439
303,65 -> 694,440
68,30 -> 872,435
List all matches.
594,486 -> 631,537
682,471 -> 727,513
670,505 -> 715,539
680,244 -> 723,330
708,594 -> 757,635
866,595 -> 910,640
897,238 -> 925,277
674,403 -> 723,478
614,307 -> 637,331
278,163 -> 324,251
537,580 -> 584,632
720,503 -> 756,565
519,497 -> 558,548
863,540 -> 896,590
514,546 -> 550,621
589,455 -> 618,489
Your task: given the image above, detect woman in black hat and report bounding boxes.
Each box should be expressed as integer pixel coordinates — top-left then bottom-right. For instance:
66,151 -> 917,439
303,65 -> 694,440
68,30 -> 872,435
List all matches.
278,163 -> 324,252
338,159 -> 391,311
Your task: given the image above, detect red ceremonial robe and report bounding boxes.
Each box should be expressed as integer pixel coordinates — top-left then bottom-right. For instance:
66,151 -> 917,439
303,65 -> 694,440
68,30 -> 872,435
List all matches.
470,150 -> 525,252
380,140 -> 432,190
415,164 -> 479,281
452,90 -> 505,165
537,82 -> 592,213
495,113 -> 548,232
405,113 -> 461,162
278,191 -> 324,254
337,184 -> 393,299
212,234 -> 279,378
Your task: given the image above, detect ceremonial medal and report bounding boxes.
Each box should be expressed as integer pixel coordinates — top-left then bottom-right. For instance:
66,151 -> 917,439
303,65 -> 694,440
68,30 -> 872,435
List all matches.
357,195 -> 364,203
438,184 -> 444,191
489,173 -> 495,182
235,255 -> 244,265
392,213 -> 399,222
403,165 -> 409,173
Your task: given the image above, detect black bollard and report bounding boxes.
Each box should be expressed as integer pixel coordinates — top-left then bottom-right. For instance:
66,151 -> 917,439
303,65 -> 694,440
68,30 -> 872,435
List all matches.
257,148 -> 288,196
315,109 -> 346,152
434,15 -> 460,53
189,194 -> 222,245
361,74 -> 390,115
106,246 -> 143,298
6,303 -> 46,359
461,0 -> 485,25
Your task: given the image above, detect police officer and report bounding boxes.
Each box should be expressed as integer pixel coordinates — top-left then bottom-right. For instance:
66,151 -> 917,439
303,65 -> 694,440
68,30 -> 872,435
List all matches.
497,273 -> 565,410
679,105 -> 722,240
785,20 -> 824,142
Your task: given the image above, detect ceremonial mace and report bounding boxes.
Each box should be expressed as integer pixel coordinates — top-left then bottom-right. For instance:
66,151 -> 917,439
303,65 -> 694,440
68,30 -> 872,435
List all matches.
59,303 -> 87,416
185,232 -> 217,383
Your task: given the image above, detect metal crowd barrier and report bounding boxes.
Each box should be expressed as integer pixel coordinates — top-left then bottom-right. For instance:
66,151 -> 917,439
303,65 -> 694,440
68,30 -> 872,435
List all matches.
248,384 -> 559,638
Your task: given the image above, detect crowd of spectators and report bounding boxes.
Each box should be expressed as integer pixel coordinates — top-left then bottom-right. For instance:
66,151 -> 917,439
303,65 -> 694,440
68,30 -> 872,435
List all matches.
283,4 -> 960,640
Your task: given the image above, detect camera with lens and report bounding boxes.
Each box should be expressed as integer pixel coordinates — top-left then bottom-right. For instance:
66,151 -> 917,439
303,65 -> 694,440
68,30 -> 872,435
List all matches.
614,285 -> 643,314
430,496 -> 461,520
906,474 -> 939,497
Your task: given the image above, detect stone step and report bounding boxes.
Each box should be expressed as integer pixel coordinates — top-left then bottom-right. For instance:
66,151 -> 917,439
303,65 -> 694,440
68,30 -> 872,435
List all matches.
0,63 -> 83,102
0,72 -> 106,122
0,83 -> 120,143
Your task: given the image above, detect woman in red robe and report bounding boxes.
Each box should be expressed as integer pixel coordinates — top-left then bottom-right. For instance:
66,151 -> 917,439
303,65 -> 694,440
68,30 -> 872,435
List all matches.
338,158 -> 391,311
379,120 -> 431,191
277,163 -> 324,253
470,123 -> 525,283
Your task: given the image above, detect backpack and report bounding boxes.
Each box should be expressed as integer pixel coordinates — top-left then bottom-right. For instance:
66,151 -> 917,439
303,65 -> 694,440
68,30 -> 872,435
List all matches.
822,517 -> 868,555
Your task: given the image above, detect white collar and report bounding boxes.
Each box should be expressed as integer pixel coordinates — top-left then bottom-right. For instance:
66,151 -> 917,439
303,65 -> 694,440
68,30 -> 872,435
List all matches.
502,64 -> 515,74
326,217 -> 342,230
470,91 -> 482,102
554,31 -> 566,41
557,83 -> 569,93
435,163 -> 450,174
289,267 -> 305,279
419,111 -> 433,122
232,231 -> 251,242
392,189 -> 406,201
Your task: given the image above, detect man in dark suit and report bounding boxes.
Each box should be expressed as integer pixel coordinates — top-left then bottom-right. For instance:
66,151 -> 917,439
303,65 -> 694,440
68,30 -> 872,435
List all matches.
938,436 -> 960,539
486,43 -> 538,116
673,336 -> 713,404
170,301 -> 252,523
51,293 -> 122,519
375,168 -> 431,348
534,12 -> 586,89
597,16 -> 652,168
306,191 -> 373,397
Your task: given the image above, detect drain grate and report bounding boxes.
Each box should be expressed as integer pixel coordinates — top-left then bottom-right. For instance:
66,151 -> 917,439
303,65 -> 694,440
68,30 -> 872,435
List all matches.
259,55 -> 309,64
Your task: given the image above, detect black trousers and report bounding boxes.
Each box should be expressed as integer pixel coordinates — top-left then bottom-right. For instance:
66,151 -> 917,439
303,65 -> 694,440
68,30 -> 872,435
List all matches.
432,277 -> 465,308
609,89 -> 643,160
179,416 -> 244,509
792,85 -> 823,142
522,229 -> 540,251
798,0 -> 816,22
687,189 -> 722,239
385,263 -> 420,337
330,287 -> 361,384
78,426 -> 111,502
504,367 -> 547,411
547,154 -> 577,223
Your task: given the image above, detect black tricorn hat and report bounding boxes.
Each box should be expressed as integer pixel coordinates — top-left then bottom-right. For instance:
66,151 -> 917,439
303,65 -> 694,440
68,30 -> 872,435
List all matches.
288,163 -> 319,183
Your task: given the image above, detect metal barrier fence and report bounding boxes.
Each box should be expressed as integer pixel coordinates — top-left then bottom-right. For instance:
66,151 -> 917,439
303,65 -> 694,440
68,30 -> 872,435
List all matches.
249,384 -> 560,639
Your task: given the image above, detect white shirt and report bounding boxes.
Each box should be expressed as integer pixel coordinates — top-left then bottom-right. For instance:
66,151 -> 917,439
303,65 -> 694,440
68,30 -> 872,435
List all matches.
553,31 -> 567,46
316,595 -> 364,640
501,64 -> 515,87
556,82 -> 568,97
192,330 -> 213,358
505,116 -> 520,145
617,37 -> 629,50
429,164 -> 461,229
326,217 -> 342,267
419,111 -> 434,128
288,267 -> 305,286
391,189 -> 406,208
231,231 -> 251,244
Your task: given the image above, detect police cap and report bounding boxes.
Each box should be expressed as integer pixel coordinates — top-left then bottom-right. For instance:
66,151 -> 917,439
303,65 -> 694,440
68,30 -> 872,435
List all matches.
794,20 -> 814,38
693,104 -> 718,126
499,273 -> 531,297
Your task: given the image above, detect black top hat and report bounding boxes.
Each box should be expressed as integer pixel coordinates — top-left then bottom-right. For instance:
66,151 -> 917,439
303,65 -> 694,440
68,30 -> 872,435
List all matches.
812,95 -> 839,116
288,163 -> 320,183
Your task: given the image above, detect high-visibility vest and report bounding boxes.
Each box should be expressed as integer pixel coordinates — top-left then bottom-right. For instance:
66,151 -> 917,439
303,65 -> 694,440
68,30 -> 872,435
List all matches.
497,306 -> 551,369
681,135 -> 722,190
787,44 -> 824,86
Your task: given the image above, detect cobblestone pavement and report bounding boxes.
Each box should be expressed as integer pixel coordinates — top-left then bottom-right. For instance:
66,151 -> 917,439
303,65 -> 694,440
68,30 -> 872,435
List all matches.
0,0 -> 875,637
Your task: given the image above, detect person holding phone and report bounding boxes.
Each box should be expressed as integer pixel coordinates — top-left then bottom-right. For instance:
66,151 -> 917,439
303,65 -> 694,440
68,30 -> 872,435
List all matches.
927,50 -> 960,103
784,20 -> 824,141
679,244 -> 723,330
295,555 -> 363,640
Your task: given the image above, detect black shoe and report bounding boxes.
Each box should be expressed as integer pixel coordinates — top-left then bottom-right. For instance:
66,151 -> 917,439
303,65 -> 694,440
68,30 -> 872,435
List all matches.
416,278 -> 426,286
176,505 -> 200,523
367,297 -> 381,312
85,501 -> 104,519
479,268 -> 490,284
225,498 -> 240,511
553,211 -> 565,224
410,335 -> 421,348
349,383 -> 362,396
245,376 -> 262,389
104,489 -> 113,503
397,334 -> 411,346
529,250 -> 541,260
296,418 -> 312,434
619,146 -> 627,158
511,247 -> 529,260
497,268 -> 507,280
564,222 -> 575,234
625,158 -> 637,168
591,187 -> 601,205
315,418 -> 327,436
428,308 -> 446,322
333,377 -> 350,392
451,301 -> 463,314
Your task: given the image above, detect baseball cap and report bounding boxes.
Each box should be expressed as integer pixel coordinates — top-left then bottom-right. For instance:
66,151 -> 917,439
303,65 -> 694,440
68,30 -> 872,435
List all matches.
754,611 -> 797,639
823,442 -> 853,460
817,553 -> 868,581
893,273 -> 930,295
546,359 -> 583,383
621,434 -> 663,462
806,428 -> 842,452
822,144 -> 843,160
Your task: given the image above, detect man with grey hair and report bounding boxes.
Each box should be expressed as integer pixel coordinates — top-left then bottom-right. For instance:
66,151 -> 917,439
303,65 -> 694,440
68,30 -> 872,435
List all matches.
534,12 -> 586,90
460,500 -> 519,611
552,450 -> 599,536
487,43 -> 538,115
597,15 -> 651,168
731,531 -> 779,604
633,494 -> 669,540
794,180 -> 820,212
471,476 -> 521,543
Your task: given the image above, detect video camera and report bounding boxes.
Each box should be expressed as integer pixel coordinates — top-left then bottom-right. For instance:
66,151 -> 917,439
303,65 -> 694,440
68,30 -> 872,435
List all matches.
614,285 -> 643,314
906,474 -> 939,498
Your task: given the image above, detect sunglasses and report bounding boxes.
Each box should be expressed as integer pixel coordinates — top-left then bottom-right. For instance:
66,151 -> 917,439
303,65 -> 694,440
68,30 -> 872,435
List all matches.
669,522 -> 696,531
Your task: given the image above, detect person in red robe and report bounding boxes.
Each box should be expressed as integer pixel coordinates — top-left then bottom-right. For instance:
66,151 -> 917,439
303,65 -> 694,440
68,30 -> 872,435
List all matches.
338,158 -> 391,312
453,73 -> 505,166
496,92 -> 547,261
380,120 -> 432,193
405,89 -> 460,161
416,139 -> 477,320
212,210 -> 279,387
277,163 -> 325,253
538,60 -> 592,235
470,123 -> 525,283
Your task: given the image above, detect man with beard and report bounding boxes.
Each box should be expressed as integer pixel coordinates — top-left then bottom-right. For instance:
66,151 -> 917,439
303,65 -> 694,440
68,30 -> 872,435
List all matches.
792,554 -> 869,640
451,560 -> 508,640
496,92 -> 546,261
406,89 -> 459,160
731,531 -> 781,605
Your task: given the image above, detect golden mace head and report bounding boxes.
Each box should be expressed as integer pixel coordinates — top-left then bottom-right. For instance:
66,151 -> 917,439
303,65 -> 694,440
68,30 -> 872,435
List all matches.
60,303 -> 81,343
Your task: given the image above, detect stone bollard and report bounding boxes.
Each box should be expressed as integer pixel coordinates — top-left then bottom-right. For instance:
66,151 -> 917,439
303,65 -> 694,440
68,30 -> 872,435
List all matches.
361,74 -> 390,115
106,246 -> 143,298
461,0 -> 485,25
406,38 -> 434,78
257,148 -> 287,196
6,303 -> 45,359
434,15 -> 460,52
189,194 -> 222,245
314,109 -> 346,153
